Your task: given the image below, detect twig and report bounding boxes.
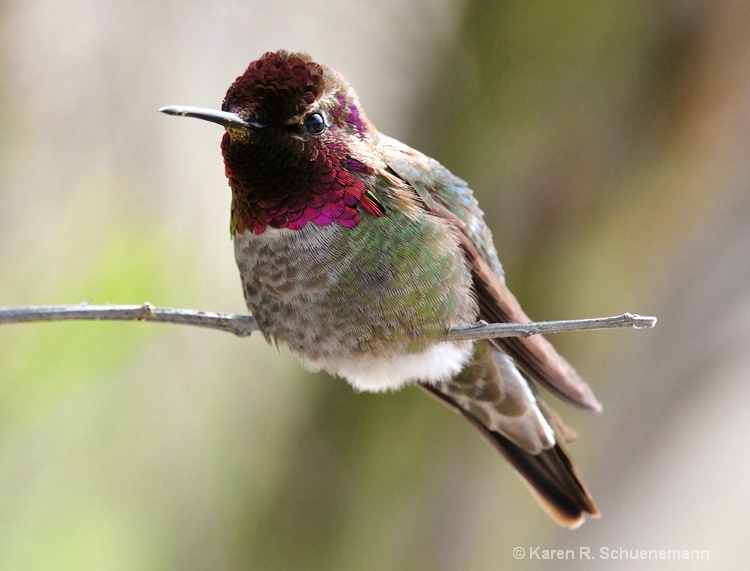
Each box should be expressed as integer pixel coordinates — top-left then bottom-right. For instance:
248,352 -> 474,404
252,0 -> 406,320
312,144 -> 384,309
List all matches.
446,313 -> 657,341
0,303 -> 655,340
0,303 -> 258,337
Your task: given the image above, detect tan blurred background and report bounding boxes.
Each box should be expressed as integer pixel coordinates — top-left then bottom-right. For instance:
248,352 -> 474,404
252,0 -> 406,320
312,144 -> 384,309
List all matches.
1,1 -> 748,569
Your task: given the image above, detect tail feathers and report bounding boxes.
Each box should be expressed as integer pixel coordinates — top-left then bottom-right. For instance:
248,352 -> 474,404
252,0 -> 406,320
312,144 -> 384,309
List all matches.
419,384 -> 599,529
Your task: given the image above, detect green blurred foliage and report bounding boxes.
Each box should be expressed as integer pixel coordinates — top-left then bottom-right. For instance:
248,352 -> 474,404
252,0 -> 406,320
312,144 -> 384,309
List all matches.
1,0 -> 749,569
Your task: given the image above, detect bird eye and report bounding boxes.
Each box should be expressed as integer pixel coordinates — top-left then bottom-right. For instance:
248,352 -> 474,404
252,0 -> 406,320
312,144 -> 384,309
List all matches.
303,112 -> 326,135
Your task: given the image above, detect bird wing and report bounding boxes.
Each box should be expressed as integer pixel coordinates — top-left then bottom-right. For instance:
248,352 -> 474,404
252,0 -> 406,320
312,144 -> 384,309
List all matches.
379,134 -> 601,413
379,135 -> 601,527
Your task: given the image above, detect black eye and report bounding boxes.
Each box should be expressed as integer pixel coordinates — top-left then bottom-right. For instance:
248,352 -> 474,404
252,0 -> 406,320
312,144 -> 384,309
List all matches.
303,112 -> 326,135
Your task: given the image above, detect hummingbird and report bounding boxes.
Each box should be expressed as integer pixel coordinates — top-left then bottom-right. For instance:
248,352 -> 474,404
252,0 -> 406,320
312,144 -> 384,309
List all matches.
160,50 -> 601,528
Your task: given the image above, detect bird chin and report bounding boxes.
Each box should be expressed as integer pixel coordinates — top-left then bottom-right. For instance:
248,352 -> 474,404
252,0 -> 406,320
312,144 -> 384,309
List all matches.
299,341 -> 474,393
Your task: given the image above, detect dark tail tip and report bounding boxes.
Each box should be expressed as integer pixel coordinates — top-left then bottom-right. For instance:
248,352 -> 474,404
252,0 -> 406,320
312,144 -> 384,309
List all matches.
419,384 -> 599,528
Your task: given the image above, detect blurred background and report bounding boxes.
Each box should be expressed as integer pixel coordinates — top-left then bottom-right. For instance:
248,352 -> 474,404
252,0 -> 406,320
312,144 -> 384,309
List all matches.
0,1 -> 748,569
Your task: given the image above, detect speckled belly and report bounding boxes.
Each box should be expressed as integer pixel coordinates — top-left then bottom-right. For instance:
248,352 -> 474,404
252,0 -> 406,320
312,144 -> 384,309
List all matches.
233,213 -> 478,389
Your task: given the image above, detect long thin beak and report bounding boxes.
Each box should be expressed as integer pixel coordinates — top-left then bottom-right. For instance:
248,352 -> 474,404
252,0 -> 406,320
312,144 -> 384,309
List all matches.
159,105 -> 256,129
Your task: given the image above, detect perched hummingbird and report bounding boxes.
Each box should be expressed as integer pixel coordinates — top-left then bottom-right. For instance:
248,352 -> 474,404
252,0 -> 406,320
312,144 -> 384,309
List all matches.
160,50 -> 601,528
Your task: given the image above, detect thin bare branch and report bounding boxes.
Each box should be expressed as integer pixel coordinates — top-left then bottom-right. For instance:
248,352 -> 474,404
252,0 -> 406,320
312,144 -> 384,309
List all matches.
0,303 -> 258,337
0,303 -> 656,341
446,313 -> 657,342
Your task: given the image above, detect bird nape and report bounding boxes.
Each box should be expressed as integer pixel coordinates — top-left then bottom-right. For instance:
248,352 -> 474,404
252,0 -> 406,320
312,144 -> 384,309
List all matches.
160,49 -> 601,528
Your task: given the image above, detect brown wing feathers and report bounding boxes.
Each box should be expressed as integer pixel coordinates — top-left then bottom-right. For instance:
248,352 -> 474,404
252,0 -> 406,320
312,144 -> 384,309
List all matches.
457,231 -> 602,413
384,143 -> 601,526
